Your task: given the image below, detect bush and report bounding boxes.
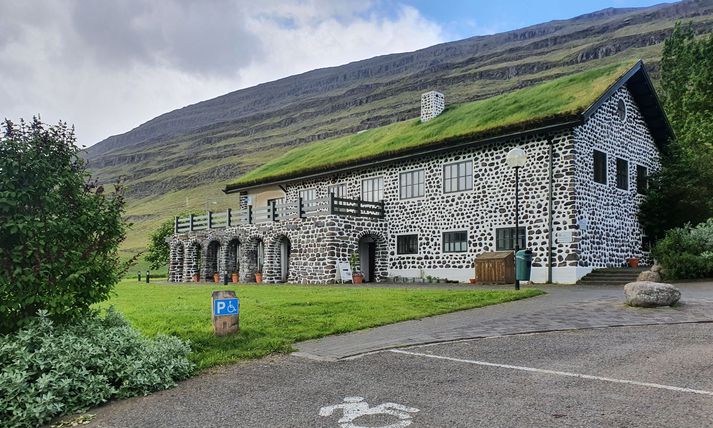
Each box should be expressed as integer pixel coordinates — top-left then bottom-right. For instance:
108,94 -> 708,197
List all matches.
0,309 -> 194,428
0,118 -> 129,333
653,218 -> 713,280
145,218 -> 175,271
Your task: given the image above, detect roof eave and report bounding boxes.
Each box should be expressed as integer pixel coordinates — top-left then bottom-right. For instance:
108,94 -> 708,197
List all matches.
224,118 -> 582,194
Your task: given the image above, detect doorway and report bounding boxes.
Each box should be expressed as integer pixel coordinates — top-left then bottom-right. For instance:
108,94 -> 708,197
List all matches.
358,235 -> 377,282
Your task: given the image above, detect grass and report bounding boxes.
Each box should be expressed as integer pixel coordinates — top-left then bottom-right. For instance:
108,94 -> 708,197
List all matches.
100,279 -> 543,370
228,61 -> 637,189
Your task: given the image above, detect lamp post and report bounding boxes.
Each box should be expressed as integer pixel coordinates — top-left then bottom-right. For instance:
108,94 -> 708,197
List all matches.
506,147 -> 527,290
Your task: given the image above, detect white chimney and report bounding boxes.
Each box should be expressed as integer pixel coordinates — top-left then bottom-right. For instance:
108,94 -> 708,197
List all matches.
421,91 -> 445,122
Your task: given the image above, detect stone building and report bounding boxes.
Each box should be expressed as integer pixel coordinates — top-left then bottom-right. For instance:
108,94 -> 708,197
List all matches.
168,60 -> 671,284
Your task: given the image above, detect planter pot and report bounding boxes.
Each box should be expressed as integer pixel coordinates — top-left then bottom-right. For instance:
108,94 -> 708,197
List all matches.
469,278 -> 477,284
192,274 -> 200,283
255,273 -> 263,283
231,273 -> 239,283
627,257 -> 640,268
352,274 -> 364,284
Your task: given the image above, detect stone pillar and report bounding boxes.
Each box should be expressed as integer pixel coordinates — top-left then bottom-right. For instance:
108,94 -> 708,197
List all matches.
240,239 -> 258,283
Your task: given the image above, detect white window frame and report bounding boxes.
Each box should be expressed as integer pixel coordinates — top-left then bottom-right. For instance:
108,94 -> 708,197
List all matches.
443,160 -> 473,194
361,176 -> 384,202
328,183 -> 348,198
299,188 -> 317,206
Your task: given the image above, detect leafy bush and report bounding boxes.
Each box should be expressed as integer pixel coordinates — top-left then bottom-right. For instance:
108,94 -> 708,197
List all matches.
145,218 -> 176,271
653,218 -> 713,279
0,309 -> 193,428
0,118 -> 129,333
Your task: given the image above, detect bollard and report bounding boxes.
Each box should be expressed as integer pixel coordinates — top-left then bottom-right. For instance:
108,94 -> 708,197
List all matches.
212,290 -> 239,336
146,271 -> 150,284
137,271 -> 141,283
223,273 -> 229,285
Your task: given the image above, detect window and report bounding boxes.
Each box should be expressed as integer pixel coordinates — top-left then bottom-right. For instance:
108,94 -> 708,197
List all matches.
495,227 -> 526,251
617,99 -> 627,122
593,150 -> 607,184
443,160 -> 473,193
443,231 -> 468,253
266,197 -> 284,206
328,184 -> 347,198
299,188 -> 316,202
636,165 -> 648,195
397,234 -> 418,255
400,169 -> 425,199
361,177 -> 384,202
616,158 -> 629,190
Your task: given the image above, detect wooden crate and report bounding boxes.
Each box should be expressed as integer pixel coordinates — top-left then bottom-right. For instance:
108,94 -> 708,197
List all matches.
475,251 -> 515,284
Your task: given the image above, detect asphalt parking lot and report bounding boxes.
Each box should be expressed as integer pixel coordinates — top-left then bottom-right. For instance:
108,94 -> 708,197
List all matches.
88,322 -> 713,428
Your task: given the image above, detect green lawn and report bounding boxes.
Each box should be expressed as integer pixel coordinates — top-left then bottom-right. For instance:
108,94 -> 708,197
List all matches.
101,280 -> 542,370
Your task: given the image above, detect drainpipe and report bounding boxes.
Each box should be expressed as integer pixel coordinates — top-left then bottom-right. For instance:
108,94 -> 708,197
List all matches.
547,135 -> 554,284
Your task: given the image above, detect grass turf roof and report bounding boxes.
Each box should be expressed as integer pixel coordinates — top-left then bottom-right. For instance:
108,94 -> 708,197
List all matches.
228,60 -> 638,190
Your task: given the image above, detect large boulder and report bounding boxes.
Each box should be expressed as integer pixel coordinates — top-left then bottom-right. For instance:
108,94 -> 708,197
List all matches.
624,281 -> 681,307
637,270 -> 661,282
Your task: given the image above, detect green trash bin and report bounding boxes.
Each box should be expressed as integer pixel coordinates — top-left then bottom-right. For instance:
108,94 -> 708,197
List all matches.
515,249 -> 533,281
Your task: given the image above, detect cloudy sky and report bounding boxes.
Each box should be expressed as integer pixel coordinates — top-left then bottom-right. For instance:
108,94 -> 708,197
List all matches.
0,0 -> 664,146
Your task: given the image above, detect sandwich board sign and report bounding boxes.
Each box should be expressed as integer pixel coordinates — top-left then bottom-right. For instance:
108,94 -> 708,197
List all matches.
211,290 -> 239,336
338,261 -> 353,283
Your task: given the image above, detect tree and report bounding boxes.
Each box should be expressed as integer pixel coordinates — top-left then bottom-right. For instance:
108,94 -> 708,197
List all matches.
639,23 -> 713,239
0,118 -> 128,333
145,218 -> 174,270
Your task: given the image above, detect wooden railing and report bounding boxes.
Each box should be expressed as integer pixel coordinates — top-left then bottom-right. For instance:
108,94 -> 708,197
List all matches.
174,194 -> 385,233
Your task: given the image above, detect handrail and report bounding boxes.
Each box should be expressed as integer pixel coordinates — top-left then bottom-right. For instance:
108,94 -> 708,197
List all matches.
173,195 -> 385,232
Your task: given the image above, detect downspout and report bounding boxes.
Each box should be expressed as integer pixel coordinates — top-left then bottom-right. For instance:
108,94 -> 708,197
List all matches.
547,135 -> 554,284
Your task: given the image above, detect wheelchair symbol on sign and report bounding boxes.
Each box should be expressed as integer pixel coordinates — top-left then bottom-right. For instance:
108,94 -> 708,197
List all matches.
319,396 -> 419,428
226,301 -> 237,314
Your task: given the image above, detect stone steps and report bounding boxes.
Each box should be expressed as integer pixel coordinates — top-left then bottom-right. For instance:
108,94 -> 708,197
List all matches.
577,267 -> 646,286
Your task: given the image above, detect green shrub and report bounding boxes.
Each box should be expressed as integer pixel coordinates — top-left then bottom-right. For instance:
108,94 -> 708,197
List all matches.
0,309 -> 194,428
653,218 -> 713,280
0,118 -> 130,333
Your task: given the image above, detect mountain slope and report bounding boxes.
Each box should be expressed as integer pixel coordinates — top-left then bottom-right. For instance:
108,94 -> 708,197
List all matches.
85,1 -> 713,262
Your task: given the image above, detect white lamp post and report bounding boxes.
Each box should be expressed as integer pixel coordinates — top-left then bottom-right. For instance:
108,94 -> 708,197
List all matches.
506,147 -> 527,290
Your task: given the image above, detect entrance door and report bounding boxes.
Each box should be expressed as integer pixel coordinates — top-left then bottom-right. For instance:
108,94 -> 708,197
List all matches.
359,236 -> 376,282
280,239 -> 290,282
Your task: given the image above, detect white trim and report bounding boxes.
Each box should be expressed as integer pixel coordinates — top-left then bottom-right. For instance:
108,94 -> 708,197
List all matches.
328,183 -> 348,198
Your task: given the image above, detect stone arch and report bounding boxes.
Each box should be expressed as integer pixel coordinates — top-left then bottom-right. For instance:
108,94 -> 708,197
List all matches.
225,237 -> 241,280
205,240 -> 222,282
240,234 -> 265,283
265,233 -> 292,283
356,230 -> 388,283
169,241 -> 185,282
185,240 -> 203,282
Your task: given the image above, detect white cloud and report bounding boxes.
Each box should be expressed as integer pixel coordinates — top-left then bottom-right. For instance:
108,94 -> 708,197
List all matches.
0,0 -> 445,146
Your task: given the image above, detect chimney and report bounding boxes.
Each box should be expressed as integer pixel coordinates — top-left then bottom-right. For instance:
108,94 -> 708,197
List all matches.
421,91 -> 444,122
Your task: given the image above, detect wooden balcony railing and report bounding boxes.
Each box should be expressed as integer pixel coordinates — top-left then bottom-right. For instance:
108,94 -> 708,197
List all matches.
174,194 -> 385,233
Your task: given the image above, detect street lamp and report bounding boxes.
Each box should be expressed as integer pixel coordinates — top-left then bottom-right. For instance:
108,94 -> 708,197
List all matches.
506,147 -> 527,290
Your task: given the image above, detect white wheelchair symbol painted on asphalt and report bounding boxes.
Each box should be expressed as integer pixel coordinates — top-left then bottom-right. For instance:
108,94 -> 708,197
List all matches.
319,396 -> 419,428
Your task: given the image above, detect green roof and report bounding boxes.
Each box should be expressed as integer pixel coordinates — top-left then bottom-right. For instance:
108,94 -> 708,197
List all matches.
226,60 -> 638,191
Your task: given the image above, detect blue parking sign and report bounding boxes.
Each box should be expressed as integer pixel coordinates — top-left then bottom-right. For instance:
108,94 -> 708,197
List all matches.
214,298 -> 239,316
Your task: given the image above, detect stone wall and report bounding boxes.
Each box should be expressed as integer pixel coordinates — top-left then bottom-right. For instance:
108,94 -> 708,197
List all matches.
573,86 -> 660,271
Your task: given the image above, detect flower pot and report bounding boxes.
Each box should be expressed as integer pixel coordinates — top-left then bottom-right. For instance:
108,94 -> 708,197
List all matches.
213,273 -> 220,283
192,274 -> 200,283
352,273 -> 363,284
469,278 -> 477,284
255,273 -> 263,283
231,273 -> 239,283
627,257 -> 640,268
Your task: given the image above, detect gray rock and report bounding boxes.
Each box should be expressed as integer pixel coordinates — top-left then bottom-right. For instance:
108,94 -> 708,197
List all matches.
637,270 -> 661,282
651,263 -> 662,273
624,281 -> 681,307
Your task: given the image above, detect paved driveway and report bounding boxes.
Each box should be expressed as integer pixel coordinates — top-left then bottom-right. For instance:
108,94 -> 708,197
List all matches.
84,281 -> 713,428
295,281 -> 713,360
